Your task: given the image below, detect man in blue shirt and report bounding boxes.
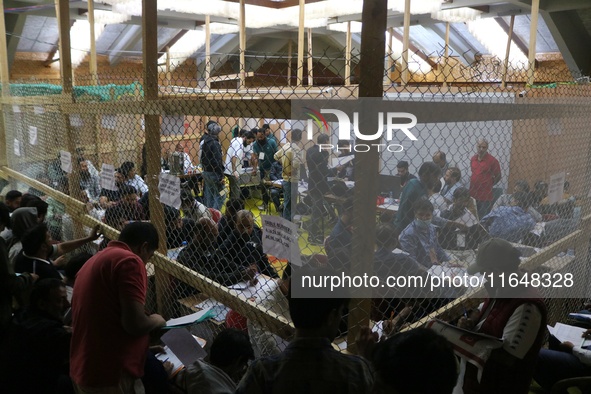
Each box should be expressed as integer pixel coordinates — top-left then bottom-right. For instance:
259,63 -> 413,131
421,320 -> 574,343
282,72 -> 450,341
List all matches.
399,199 -> 450,268
481,191 -> 536,243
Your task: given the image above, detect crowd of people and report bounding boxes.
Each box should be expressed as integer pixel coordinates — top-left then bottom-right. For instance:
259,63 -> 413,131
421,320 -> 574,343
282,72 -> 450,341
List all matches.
0,122 -> 585,394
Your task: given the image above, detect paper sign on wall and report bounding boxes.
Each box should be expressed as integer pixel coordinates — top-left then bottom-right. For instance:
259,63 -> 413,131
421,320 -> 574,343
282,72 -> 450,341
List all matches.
28,126 -> 37,145
12,105 -> 20,113
60,150 -> 72,174
158,173 -> 181,209
547,171 -> 566,205
33,106 -> 44,115
13,139 -> 21,156
70,114 -> 83,127
100,163 -> 117,191
262,215 -> 302,267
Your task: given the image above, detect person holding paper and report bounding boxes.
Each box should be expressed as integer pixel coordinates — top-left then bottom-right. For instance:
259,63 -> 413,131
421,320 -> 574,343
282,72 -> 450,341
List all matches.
70,222 -> 166,393
78,159 -> 101,203
120,161 -> 149,197
480,191 -> 536,243
534,328 -> 591,390
456,238 -> 547,394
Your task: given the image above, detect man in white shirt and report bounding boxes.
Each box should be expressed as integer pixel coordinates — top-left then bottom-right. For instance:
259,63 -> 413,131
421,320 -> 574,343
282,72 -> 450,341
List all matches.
224,130 -> 255,201
173,143 -> 197,174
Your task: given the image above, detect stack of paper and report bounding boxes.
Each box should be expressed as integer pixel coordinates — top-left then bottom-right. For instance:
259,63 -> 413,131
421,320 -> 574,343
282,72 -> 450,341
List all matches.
548,322 -> 587,344
155,329 -> 207,377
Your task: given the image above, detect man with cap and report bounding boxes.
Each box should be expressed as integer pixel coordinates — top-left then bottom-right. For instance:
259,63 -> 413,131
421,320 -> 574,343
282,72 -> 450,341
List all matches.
455,238 -> 547,394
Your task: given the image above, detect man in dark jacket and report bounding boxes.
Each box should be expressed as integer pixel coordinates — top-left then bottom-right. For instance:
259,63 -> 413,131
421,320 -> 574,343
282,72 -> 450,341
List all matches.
306,134 -> 339,244
201,122 -> 226,210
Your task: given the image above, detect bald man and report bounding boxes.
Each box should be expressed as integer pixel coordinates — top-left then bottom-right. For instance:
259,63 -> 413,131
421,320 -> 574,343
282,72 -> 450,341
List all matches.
177,218 -> 256,286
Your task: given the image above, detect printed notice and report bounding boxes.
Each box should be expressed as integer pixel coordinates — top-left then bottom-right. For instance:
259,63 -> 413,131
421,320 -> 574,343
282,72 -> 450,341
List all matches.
70,114 -> 83,127
547,171 -> 566,205
262,215 -> 302,267
12,105 -> 20,113
13,139 -> 21,156
159,173 -> 181,209
28,126 -> 37,145
33,106 -> 44,115
60,150 -> 72,174
100,163 -> 117,191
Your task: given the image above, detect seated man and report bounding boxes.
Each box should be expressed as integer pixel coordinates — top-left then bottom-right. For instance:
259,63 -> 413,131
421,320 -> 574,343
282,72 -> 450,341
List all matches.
439,187 -> 478,249
371,328 -> 458,394
534,328 -> 591,391
180,190 -> 211,223
120,161 -> 148,196
399,199 -> 450,268
481,191 -> 536,243
3,278 -> 72,394
104,185 -> 145,230
177,218 -> 256,287
14,223 -> 100,280
236,267 -> 373,393
457,238 -> 546,393
218,210 -> 278,278
78,158 -> 101,203
493,180 -> 542,222
440,167 -> 462,204
4,190 -> 22,213
325,197 -> 353,262
217,199 -> 244,245
175,329 -> 255,394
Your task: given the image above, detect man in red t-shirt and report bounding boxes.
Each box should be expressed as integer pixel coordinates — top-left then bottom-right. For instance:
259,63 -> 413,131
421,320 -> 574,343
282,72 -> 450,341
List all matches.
470,139 -> 501,219
70,222 -> 165,393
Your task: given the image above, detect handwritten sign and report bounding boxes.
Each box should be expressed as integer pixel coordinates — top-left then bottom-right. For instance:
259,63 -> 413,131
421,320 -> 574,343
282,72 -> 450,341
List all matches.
60,150 -> 72,174
158,173 -> 181,209
262,215 -> 302,267
28,126 -> 37,145
547,171 -> 566,205
100,163 -> 117,191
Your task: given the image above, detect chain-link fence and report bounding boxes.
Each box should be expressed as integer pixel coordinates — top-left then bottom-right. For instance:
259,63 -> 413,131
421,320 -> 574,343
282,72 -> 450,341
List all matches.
2,5 -> 591,361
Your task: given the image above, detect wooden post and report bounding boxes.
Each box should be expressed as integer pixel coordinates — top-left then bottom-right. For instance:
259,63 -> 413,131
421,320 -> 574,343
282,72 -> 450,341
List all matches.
287,39 -> 292,86
386,27 -> 393,85
56,0 -> 84,240
527,0 -> 539,86
165,47 -> 171,87
87,0 -> 102,164
345,22 -> 352,86
401,0 -> 411,86
346,0 -> 388,354
205,15 -> 211,89
143,0 -> 169,316
0,0 -> 11,169
442,22 -> 450,88
501,15 -> 515,89
307,28 -> 313,86
239,0 -> 246,89
297,0 -> 305,86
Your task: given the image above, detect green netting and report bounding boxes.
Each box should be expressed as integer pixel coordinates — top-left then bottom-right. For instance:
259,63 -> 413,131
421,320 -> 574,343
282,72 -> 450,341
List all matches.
1,82 -> 143,101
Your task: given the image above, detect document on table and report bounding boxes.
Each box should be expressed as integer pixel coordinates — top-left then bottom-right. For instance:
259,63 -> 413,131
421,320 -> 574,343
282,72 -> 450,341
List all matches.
156,330 -> 207,377
164,309 -> 212,328
547,322 -> 587,344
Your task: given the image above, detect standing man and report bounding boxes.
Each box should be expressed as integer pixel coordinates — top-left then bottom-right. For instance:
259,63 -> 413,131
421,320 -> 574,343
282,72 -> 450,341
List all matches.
201,122 -> 226,210
70,222 -> 165,393
261,123 -> 278,145
274,128 -> 304,221
470,139 -> 501,218
432,150 -> 451,176
252,128 -> 278,211
306,134 -> 339,244
224,130 -> 255,201
396,161 -> 416,188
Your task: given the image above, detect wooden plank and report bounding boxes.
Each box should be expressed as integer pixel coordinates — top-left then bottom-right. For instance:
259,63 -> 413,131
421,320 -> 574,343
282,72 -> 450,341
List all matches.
55,0 -> 74,94
501,15 -> 515,89
239,0 -> 246,89
345,22 -> 352,86
297,0 -> 305,86
287,39 -> 292,86
527,0 -> 540,86
390,29 -> 438,70
401,0 -> 411,86
209,71 -> 254,83
307,28 -> 313,86
205,15 -> 211,89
